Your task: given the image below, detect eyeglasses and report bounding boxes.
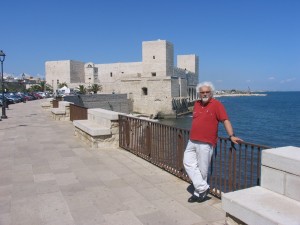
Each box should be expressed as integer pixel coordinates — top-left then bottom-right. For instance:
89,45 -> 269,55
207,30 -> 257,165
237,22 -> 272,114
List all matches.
199,91 -> 211,94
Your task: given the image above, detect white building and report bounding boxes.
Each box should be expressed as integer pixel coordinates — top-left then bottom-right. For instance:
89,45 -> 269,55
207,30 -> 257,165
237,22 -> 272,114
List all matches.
45,40 -> 199,117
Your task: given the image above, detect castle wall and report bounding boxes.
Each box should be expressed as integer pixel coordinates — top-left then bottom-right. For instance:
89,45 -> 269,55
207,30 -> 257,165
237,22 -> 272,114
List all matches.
45,40 -> 199,117
45,60 -> 84,91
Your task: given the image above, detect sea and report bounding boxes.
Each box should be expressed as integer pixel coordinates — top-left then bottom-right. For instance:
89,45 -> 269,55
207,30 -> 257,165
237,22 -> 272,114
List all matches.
159,91 -> 300,148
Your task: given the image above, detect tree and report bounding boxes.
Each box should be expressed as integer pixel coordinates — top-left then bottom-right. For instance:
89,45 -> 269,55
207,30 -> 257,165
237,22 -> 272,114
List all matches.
90,84 -> 102,94
76,85 -> 87,94
45,84 -> 53,92
58,82 -> 68,89
40,81 -> 46,92
28,84 -> 43,92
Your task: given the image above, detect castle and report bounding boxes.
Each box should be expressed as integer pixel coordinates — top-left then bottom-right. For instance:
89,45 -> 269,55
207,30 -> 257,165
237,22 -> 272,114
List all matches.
45,40 -> 199,117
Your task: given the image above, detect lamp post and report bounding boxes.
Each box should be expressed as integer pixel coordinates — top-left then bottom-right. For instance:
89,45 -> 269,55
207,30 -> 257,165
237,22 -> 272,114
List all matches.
22,73 -> 26,92
0,50 -> 7,119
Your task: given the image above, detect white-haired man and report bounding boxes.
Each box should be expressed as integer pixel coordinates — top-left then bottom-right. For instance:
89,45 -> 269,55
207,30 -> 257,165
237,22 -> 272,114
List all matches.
183,81 -> 242,203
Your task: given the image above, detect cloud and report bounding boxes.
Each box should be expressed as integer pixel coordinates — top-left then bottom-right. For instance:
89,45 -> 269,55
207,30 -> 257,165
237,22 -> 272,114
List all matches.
268,76 -> 275,80
246,80 -> 251,83
216,80 -> 223,83
280,77 -> 296,83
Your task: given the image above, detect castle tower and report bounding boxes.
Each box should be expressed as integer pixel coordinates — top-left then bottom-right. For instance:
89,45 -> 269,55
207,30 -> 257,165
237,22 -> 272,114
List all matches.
142,40 -> 174,77
177,54 -> 199,77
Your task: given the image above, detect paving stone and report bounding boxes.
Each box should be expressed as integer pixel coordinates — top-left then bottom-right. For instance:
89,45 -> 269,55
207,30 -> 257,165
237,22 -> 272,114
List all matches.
0,100 -> 225,225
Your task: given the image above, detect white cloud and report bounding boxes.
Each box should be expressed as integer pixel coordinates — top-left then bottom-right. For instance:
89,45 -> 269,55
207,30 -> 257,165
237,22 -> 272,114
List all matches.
268,76 -> 275,80
280,77 -> 296,83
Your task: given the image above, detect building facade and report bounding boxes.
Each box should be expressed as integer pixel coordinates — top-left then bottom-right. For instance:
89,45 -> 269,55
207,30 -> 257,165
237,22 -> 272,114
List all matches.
45,40 -> 199,117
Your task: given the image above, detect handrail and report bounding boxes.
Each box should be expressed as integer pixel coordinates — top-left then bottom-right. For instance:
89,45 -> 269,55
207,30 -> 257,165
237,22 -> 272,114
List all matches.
118,114 -> 271,198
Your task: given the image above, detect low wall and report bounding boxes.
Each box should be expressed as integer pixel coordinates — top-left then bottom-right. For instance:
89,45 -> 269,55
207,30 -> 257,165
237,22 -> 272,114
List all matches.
64,94 -> 133,114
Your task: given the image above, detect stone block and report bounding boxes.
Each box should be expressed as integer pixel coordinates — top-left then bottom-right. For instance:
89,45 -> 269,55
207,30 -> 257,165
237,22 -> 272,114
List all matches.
286,173 -> 300,202
261,165 -> 285,194
261,146 -> 300,176
222,186 -> 300,225
73,120 -> 111,136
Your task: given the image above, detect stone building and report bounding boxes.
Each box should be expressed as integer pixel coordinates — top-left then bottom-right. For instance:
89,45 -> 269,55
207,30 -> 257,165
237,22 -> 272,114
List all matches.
45,40 -> 199,117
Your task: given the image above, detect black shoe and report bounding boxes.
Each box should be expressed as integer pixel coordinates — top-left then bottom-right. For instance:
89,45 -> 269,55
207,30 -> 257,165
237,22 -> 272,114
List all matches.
188,188 -> 210,203
198,188 -> 210,202
188,195 -> 201,203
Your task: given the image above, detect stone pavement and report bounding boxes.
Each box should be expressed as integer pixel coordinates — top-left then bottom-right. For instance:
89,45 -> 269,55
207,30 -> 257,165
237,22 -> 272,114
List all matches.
0,99 -> 225,225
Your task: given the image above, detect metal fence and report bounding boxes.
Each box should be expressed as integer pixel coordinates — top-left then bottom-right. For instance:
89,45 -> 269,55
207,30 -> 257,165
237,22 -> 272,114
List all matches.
119,115 -> 271,198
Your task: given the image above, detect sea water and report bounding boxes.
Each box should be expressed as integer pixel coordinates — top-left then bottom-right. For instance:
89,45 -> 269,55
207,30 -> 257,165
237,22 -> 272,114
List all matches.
159,92 -> 300,148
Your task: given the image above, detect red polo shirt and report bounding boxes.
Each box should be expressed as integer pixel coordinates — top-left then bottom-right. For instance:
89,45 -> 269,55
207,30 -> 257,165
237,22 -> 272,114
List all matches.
190,98 -> 229,147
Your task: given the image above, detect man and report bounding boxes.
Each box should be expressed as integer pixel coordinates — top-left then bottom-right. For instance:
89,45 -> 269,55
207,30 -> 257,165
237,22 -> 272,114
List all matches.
183,81 -> 242,203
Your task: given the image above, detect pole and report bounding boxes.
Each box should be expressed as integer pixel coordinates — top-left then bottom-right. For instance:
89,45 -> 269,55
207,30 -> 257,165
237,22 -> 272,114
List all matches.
1,60 -> 7,119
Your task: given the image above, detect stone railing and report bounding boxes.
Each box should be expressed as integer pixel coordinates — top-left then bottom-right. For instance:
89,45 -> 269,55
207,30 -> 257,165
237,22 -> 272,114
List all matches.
222,146 -> 300,225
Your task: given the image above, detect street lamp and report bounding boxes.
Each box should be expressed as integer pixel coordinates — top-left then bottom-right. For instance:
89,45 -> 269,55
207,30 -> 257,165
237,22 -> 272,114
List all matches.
22,73 -> 26,92
0,50 -> 7,119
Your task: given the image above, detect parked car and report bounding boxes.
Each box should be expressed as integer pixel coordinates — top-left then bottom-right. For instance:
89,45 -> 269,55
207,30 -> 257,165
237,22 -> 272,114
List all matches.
15,93 -> 31,102
1,94 -> 16,104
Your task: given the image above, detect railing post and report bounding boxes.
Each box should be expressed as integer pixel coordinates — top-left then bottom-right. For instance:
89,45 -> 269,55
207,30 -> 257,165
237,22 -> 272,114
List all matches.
177,131 -> 184,172
145,124 -> 151,156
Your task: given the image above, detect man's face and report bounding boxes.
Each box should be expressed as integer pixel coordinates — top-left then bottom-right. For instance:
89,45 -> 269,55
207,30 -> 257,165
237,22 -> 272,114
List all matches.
199,86 -> 212,103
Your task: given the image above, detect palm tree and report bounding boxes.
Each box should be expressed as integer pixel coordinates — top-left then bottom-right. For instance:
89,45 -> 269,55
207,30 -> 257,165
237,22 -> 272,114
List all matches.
90,84 -> 102,94
58,82 -> 68,89
76,85 -> 87,94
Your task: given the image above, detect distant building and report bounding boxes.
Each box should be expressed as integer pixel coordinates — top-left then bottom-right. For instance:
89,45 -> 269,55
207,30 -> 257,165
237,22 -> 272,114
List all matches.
45,40 -> 199,117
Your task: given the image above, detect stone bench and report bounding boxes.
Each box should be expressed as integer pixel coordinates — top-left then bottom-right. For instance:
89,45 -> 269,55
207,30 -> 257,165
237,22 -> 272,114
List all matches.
41,98 -> 54,109
51,101 -> 71,121
73,108 -> 121,148
222,186 -> 300,225
222,146 -> 300,225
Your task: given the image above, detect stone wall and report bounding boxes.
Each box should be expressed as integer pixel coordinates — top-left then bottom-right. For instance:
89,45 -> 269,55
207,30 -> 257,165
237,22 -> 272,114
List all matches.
64,94 -> 132,114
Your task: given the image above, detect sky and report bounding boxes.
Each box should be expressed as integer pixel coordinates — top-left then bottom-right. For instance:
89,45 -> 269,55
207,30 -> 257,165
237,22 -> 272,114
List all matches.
1,0 -> 299,91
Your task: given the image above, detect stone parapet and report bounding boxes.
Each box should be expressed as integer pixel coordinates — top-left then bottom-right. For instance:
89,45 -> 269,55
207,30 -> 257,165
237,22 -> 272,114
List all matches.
222,146 -> 300,225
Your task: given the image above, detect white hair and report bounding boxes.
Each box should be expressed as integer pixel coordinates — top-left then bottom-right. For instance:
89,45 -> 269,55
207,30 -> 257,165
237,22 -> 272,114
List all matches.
196,81 -> 215,96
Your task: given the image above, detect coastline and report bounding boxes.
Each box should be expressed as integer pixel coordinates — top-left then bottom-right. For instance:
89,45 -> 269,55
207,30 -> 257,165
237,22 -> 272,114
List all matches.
214,93 -> 267,97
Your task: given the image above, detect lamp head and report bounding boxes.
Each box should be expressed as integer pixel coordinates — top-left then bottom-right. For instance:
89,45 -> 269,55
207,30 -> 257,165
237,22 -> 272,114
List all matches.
0,50 -> 5,62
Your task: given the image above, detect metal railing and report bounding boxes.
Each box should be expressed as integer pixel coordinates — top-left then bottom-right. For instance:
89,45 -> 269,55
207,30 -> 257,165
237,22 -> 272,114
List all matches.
119,115 -> 271,198
69,104 -> 88,121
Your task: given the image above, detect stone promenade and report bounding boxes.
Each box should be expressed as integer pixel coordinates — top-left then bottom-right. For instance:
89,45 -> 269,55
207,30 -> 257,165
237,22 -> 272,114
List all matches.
0,99 -> 225,225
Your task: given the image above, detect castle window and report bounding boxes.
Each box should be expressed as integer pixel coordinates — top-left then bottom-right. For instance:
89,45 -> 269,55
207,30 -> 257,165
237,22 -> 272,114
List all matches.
151,72 -> 156,77
153,56 -> 155,59
142,87 -> 148,95
87,64 -> 92,68
110,72 -> 113,77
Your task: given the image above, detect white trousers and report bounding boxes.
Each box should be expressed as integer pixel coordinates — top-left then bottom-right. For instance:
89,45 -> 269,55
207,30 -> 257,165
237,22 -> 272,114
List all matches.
183,140 -> 213,196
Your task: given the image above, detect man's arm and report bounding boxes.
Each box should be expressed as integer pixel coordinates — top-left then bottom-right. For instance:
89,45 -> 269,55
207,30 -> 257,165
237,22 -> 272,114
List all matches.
223,119 -> 243,144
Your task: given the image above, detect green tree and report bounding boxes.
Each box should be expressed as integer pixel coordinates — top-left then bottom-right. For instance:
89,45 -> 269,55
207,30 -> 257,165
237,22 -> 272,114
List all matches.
90,84 -> 102,94
76,85 -> 87,94
45,84 -> 53,92
58,82 -> 68,88
29,84 -> 43,92
28,84 -> 42,92
40,81 -> 46,92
